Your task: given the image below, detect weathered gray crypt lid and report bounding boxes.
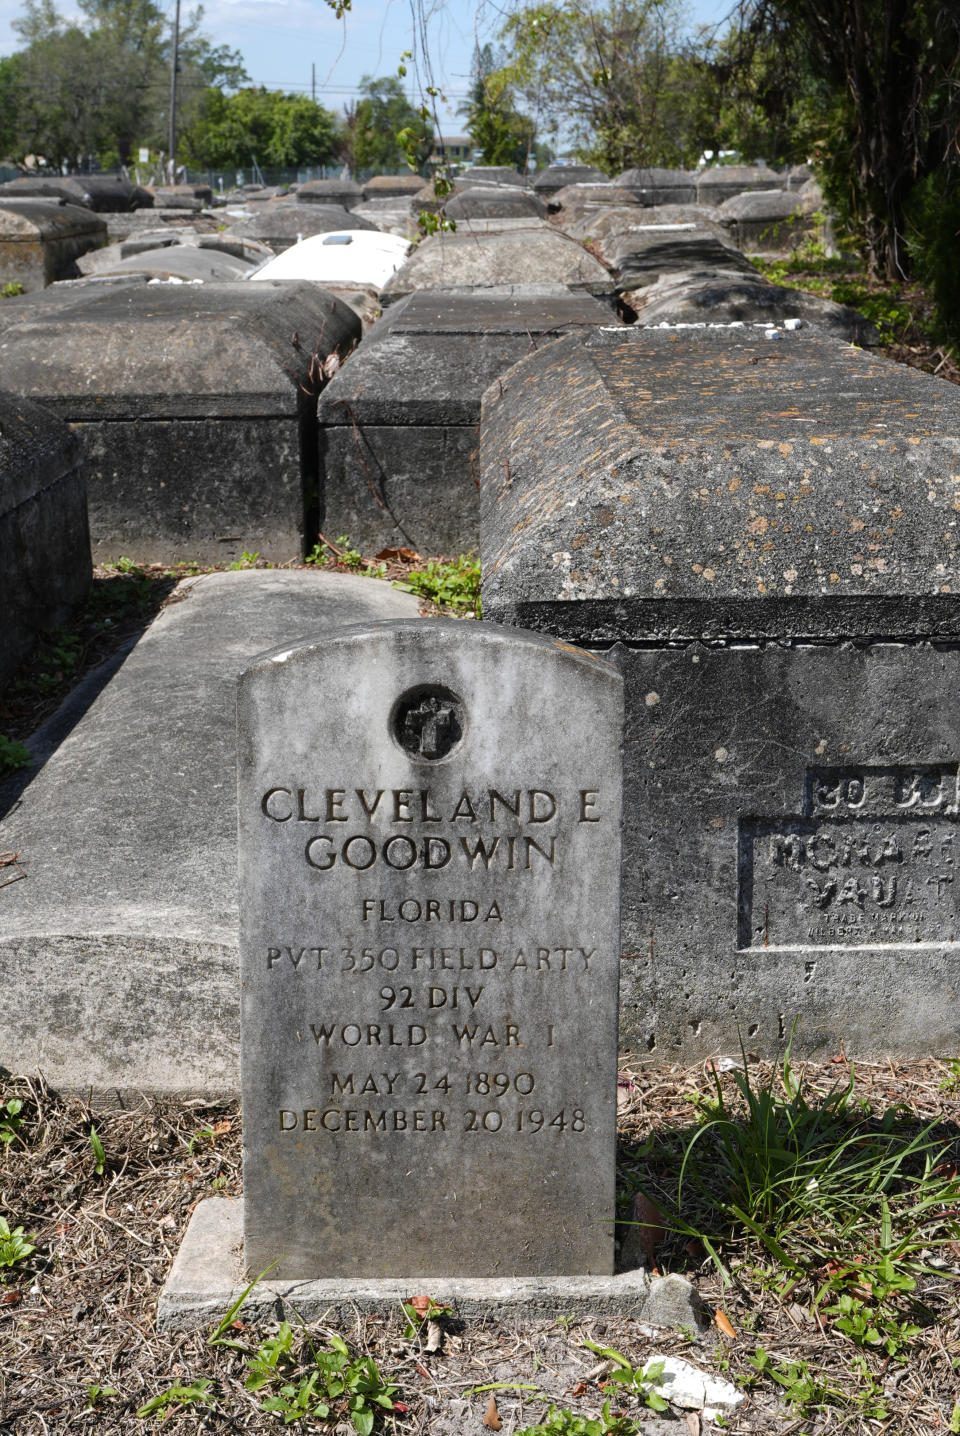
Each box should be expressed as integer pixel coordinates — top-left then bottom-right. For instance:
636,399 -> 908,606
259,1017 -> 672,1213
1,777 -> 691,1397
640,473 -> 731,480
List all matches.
0,174 -> 152,210
385,223 -> 611,296
0,197 -> 107,243
320,284 -> 621,427
317,284 -> 622,554
533,163 -> 607,194
296,178 -> 364,208
0,280 -> 363,562
225,203 -> 378,250
0,280 -> 360,420
481,326 -> 960,642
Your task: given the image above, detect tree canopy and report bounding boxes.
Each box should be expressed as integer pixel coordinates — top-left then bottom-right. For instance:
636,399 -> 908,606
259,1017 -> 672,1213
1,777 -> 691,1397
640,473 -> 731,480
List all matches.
1,0 -> 247,167
178,88 -> 338,170
337,75 -> 433,175
460,43 -> 537,170
498,0 -> 706,172
730,0 -> 960,279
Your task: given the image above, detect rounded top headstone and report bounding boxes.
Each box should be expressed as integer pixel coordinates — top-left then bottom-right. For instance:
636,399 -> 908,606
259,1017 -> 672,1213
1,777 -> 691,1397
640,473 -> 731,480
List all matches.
238,617 -> 623,1278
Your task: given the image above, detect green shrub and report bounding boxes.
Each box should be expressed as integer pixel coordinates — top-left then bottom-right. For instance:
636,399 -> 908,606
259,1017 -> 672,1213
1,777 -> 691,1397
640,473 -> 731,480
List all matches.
905,173 -> 960,346
393,553 -> 480,613
0,735 -> 31,775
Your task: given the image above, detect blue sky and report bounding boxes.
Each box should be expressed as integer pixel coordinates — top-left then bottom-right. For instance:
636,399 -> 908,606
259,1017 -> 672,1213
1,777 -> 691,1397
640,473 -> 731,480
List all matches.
0,0 -> 737,134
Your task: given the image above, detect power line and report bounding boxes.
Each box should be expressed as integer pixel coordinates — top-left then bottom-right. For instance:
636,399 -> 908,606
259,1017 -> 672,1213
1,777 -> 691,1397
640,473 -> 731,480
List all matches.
247,79 -> 470,97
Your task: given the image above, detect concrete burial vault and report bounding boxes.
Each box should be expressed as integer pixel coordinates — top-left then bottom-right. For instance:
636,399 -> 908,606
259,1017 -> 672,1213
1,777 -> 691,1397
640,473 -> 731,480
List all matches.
318,284 -> 623,554
0,198 -> 107,291
481,324 -> 960,1062
0,391 -> 91,688
0,281 -> 361,564
0,570 -> 420,1096
383,221 -> 612,300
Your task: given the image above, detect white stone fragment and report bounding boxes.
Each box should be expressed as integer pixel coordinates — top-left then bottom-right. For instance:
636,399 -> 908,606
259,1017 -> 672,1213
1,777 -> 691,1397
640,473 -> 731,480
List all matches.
641,1355 -> 745,1415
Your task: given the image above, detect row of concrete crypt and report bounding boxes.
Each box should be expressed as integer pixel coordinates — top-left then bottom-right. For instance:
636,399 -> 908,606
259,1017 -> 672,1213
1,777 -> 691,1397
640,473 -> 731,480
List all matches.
3,159 -> 960,1097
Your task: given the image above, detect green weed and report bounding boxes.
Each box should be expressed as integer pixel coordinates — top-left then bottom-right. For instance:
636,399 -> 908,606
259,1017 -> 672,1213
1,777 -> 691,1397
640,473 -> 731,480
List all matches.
750,251 -> 932,345
818,1203 -> 926,1357
244,1320 -> 296,1389
186,1117 -> 231,1155
0,1217 -> 36,1277
89,1125 -> 107,1176
9,628 -> 82,695
136,1378 -> 216,1420
227,550 -> 267,570
393,553 -> 481,613
204,1270 -> 397,1433
742,1347 -> 891,1423
743,1347 -> 841,1414
86,1384 -> 119,1408
306,535 -> 385,578
251,1330 -> 398,1434
90,562 -> 161,618
671,1040 -> 960,1300
825,1283 -> 920,1357
581,1341 -> 668,1412
401,1296 -> 451,1338
417,208 -> 457,236
940,1058 -> 960,1092
463,1382 -> 543,1396
0,1097 -> 25,1146
515,1401 -> 645,1436
206,1261 -> 280,1349
187,1124 -> 216,1154
260,1370 -> 333,1423
829,278 -> 928,342
0,735 -> 31,775
0,281 -> 24,297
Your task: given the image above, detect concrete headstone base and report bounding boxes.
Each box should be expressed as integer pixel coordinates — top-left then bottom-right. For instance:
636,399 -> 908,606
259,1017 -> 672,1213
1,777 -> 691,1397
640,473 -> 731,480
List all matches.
157,1198 -> 701,1331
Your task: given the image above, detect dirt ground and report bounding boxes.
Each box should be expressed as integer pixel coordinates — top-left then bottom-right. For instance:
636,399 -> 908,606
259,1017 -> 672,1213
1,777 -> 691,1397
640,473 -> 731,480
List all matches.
2,1053 -> 958,1435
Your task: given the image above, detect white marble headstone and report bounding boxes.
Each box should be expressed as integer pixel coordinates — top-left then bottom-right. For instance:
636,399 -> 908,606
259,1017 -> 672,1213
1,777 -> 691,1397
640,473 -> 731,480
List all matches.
238,620 -> 623,1278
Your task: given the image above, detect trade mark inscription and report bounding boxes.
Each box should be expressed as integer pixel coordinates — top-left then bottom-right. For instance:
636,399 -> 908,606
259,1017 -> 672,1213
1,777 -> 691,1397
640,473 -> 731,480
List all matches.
739,764 -> 960,948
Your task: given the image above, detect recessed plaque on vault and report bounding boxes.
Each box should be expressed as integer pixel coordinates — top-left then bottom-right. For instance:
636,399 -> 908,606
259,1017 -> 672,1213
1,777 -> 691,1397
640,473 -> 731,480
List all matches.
739,765 -> 960,950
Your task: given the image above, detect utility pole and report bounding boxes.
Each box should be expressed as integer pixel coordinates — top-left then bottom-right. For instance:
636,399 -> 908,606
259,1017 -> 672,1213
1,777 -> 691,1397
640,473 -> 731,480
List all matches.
311,62 -> 316,102
168,0 -> 181,180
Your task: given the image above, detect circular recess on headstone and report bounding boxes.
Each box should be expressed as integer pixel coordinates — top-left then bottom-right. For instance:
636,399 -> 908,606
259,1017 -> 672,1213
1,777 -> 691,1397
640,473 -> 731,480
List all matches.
392,685 -> 464,761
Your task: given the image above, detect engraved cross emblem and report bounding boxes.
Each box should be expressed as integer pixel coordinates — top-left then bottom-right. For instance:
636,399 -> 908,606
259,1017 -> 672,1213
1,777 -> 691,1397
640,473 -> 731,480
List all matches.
393,685 -> 464,760
402,694 -> 459,759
